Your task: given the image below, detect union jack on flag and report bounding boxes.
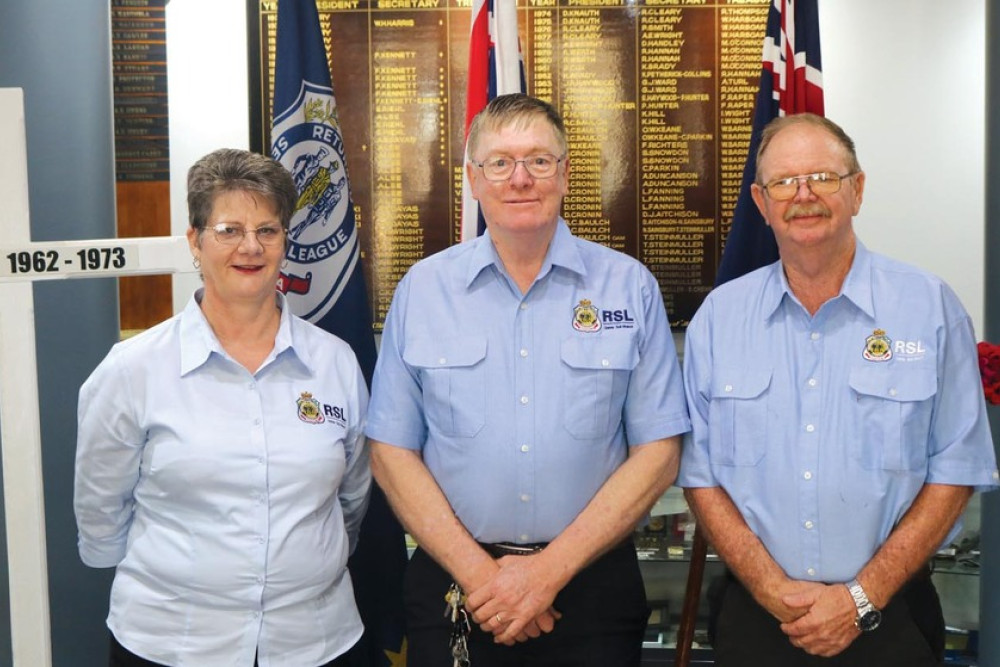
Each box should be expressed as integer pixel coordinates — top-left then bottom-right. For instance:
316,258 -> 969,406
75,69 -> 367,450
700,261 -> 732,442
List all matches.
460,0 -> 526,242
716,0 -> 824,286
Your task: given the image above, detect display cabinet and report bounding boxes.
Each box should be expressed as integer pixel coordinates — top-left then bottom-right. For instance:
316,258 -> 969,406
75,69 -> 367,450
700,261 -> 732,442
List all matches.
636,491 -> 984,666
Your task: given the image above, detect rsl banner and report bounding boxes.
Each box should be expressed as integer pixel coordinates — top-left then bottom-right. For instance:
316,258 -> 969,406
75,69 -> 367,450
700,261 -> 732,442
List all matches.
716,0 -> 824,285
270,1 -> 408,665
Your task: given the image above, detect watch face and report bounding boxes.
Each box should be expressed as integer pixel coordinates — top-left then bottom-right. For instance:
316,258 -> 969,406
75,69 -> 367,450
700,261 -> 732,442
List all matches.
858,609 -> 882,632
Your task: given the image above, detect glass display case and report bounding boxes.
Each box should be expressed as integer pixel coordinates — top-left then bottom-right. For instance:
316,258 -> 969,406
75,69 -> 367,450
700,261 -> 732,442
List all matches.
636,490 -> 984,666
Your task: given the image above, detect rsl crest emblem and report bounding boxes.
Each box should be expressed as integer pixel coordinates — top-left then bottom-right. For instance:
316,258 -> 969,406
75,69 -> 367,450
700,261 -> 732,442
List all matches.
271,80 -> 360,323
572,299 -> 602,332
296,391 -> 325,424
863,328 -> 893,362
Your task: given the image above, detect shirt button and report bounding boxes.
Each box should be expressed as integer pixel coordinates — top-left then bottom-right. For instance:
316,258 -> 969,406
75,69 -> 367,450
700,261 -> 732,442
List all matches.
888,387 -> 898,397
520,395 -> 529,405
807,568 -> 816,576
520,494 -> 531,502
724,384 -> 733,393
520,444 -> 530,453
807,378 -> 817,387
253,418 -> 261,426
803,471 -> 813,480
993,471 -> 999,480
249,382 -> 256,390
810,332 -> 821,341
805,424 -> 815,433
519,349 -> 528,358
439,357 -> 447,365
258,536 -> 265,544
257,457 -> 264,464
519,304 -> 528,311
519,534 -> 529,542
601,359 -> 610,367
804,520 -> 814,530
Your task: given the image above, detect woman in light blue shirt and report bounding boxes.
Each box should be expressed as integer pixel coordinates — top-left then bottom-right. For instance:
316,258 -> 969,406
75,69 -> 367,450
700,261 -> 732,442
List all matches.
74,148 -> 371,667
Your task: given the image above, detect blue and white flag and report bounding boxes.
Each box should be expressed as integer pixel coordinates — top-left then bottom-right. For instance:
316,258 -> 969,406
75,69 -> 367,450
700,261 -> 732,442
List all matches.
716,0 -> 824,285
271,2 -> 407,665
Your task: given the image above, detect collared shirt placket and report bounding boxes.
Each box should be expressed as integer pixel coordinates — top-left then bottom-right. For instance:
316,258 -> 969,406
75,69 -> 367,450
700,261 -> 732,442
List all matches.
513,294 -> 536,544
798,316 -> 824,579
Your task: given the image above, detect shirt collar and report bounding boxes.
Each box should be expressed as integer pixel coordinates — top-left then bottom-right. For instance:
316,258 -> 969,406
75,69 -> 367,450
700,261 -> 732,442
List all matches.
464,218 -> 586,289
762,237 -> 874,320
179,289 -> 304,376
839,240 -> 875,318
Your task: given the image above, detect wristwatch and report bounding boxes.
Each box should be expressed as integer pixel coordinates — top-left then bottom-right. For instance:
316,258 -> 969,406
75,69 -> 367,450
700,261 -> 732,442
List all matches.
845,579 -> 882,632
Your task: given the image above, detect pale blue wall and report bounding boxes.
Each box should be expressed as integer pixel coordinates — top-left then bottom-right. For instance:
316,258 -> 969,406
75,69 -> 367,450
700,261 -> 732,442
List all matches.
0,2 -> 120,665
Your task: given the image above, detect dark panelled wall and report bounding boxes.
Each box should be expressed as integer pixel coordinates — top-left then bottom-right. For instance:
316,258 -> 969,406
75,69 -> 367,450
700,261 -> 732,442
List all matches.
0,2 -> 119,666
980,2 -> 1000,665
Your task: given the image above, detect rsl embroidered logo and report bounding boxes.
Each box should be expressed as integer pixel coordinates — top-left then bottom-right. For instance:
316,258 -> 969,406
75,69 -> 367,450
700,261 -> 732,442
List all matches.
295,391 -> 348,426
863,328 -> 893,362
296,391 -> 325,424
271,80 -> 360,323
572,299 -> 602,332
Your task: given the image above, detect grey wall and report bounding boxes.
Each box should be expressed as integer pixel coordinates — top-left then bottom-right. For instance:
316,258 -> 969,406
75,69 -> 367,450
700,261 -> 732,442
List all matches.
0,2 -> 120,665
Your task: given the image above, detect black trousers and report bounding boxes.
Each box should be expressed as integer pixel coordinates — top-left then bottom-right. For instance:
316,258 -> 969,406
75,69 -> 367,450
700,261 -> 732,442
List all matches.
404,541 -> 649,667
712,572 -> 945,667
109,631 -> 351,667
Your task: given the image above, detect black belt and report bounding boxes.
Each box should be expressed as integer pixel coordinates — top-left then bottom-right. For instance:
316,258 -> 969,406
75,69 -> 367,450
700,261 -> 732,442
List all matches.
478,541 -> 548,558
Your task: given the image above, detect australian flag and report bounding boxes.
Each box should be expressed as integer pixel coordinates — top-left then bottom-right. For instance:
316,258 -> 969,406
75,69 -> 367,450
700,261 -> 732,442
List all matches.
715,0 -> 824,285
460,0 -> 526,241
271,1 -> 407,665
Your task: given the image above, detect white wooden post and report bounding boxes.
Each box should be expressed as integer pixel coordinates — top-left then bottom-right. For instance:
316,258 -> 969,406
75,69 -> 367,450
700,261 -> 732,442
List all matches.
0,87 -> 194,666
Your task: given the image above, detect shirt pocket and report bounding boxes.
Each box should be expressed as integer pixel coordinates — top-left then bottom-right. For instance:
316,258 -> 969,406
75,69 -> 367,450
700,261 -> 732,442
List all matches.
404,335 -> 488,437
848,365 -> 937,471
707,367 -> 771,466
560,335 -> 638,439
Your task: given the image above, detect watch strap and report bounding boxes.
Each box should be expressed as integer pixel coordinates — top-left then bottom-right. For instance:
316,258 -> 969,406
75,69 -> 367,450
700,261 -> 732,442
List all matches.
846,578 -> 873,612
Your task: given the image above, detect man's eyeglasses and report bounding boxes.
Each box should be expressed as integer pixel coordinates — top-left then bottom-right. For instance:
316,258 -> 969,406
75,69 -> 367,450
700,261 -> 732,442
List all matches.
472,154 -> 565,181
206,223 -> 286,246
761,171 -> 858,201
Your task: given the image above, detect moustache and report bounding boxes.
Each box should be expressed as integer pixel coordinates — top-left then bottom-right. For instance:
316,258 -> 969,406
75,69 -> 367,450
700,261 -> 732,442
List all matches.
784,204 -> 831,221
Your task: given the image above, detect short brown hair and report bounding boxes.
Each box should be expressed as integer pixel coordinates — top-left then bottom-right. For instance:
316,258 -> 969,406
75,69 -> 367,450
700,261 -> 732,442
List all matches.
186,148 -> 298,231
466,94 -> 568,159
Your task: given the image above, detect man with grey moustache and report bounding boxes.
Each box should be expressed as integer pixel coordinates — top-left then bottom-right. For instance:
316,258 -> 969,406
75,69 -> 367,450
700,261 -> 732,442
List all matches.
678,113 -> 998,666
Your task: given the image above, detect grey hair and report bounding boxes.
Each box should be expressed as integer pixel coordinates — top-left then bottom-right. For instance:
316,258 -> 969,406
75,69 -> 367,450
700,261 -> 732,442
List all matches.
755,113 -> 862,183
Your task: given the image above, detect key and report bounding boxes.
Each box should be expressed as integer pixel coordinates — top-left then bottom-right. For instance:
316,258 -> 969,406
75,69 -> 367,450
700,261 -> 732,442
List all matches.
445,583 -> 471,666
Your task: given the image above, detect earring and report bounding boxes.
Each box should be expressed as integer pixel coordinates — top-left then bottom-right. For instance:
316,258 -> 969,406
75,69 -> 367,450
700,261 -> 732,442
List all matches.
281,257 -> 289,270
192,256 -> 201,270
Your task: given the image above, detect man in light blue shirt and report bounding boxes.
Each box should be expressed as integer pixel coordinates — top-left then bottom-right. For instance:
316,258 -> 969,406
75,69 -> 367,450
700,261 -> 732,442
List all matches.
678,113 -> 998,666
366,94 -> 690,666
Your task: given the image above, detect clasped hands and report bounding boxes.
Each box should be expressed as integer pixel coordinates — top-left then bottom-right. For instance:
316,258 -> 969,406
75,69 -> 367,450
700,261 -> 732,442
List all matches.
764,579 -> 862,657
463,553 -> 563,646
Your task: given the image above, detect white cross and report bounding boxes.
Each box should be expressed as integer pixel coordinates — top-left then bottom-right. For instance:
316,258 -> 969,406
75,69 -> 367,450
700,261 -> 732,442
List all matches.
0,88 -> 195,666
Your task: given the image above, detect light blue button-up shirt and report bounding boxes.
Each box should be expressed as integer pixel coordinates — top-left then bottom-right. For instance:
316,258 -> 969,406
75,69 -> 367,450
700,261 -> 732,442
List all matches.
367,220 -> 690,543
75,290 -> 370,667
678,241 -> 999,583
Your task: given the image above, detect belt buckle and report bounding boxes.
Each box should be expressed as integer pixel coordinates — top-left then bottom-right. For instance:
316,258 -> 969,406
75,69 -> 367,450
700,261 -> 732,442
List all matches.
494,542 -> 544,556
